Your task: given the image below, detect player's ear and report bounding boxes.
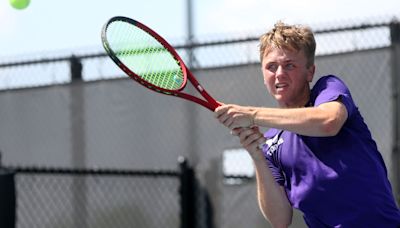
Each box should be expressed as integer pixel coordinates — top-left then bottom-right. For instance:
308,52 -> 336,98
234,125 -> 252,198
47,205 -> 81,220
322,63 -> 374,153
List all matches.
307,64 -> 315,82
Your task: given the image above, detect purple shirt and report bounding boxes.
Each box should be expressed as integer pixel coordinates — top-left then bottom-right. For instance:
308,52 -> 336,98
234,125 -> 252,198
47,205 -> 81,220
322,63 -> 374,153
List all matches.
263,75 -> 400,227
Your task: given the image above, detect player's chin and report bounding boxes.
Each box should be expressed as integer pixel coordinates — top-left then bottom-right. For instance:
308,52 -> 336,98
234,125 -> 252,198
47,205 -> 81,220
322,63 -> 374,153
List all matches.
273,94 -> 285,102
274,95 -> 292,108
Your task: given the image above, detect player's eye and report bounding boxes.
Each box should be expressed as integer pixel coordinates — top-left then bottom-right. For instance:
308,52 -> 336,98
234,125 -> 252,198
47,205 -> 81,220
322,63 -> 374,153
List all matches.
266,64 -> 278,72
285,63 -> 295,70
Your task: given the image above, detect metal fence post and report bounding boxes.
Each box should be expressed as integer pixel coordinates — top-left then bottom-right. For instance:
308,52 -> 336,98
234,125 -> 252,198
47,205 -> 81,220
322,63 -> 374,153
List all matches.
178,156 -> 196,228
390,19 -> 400,205
0,151 -> 16,228
69,54 -> 87,227
70,55 -> 82,81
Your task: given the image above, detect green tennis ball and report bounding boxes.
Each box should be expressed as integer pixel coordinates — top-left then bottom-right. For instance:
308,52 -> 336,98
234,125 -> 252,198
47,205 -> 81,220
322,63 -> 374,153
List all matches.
9,0 -> 30,10
173,74 -> 183,84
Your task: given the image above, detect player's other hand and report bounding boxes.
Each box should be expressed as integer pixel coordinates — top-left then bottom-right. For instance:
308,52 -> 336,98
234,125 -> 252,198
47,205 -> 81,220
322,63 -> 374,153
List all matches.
231,127 -> 265,156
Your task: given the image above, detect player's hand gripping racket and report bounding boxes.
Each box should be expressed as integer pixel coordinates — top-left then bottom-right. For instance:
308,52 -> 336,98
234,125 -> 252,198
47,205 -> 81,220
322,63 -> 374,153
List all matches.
101,16 -> 220,111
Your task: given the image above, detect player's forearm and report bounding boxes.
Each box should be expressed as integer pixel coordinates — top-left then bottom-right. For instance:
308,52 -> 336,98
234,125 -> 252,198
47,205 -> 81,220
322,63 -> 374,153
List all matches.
252,156 -> 292,227
253,104 -> 345,137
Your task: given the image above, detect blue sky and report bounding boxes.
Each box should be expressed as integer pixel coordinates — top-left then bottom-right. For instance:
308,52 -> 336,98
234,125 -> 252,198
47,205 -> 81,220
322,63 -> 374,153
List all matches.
1,0 -> 399,58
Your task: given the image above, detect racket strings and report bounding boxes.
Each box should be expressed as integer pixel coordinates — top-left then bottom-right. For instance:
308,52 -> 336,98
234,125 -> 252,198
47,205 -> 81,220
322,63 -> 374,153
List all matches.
106,20 -> 184,90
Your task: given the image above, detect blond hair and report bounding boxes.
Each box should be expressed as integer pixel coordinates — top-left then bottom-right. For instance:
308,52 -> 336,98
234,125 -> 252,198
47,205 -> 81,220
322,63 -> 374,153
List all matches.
259,21 -> 316,67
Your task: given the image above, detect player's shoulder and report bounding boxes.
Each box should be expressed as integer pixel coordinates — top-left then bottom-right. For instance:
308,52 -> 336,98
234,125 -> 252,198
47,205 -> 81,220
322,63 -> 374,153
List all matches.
314,74 -> 345,85
312,74 -> 350,93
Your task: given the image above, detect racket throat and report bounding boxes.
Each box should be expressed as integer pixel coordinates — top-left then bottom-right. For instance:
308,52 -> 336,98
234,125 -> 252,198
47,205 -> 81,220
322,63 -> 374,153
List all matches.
196,85 -> 204,92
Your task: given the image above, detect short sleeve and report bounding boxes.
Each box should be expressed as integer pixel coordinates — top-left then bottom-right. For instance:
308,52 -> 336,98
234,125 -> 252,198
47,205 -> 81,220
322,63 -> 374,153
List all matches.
311,75 -> 356,117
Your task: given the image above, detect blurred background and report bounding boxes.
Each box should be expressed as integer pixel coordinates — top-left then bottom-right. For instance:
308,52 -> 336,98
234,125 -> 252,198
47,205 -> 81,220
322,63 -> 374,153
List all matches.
0,0 -> 399,227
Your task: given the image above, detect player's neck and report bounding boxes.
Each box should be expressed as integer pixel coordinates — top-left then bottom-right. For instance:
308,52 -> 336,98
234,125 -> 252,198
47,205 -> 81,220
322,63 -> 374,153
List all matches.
278,94 -> 310,108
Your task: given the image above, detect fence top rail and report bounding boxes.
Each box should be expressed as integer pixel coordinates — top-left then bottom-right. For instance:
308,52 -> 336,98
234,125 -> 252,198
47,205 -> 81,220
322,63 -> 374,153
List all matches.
0,19 -> 397,68
3,166 -> 179,177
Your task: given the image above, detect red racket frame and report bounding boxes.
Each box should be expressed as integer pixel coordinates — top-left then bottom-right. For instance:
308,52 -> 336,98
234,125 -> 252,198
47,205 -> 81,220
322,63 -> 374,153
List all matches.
102,16 -> 220,111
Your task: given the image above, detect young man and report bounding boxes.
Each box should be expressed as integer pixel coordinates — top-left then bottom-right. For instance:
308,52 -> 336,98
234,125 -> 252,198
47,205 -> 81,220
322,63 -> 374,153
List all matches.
215,21 -> 400,227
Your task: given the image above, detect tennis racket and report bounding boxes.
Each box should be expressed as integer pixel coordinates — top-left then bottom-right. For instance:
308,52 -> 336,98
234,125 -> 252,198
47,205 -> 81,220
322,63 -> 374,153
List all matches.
101,16 -> 220,111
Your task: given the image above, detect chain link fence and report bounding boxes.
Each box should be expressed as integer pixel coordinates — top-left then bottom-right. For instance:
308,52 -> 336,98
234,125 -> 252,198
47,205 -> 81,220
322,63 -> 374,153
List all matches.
16,170 -> 179,228
0,16 -> 399,228
1,157 -> 214,228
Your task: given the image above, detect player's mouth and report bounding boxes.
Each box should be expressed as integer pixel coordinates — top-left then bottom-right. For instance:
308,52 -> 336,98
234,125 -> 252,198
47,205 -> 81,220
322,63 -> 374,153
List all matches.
275,83 -> 288,91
